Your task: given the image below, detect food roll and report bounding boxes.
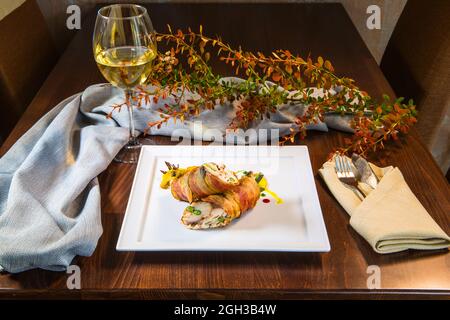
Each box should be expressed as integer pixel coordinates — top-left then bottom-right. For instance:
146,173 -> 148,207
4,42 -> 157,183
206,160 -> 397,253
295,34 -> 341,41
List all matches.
181,174 -> 260,229
170,162 -> 239,203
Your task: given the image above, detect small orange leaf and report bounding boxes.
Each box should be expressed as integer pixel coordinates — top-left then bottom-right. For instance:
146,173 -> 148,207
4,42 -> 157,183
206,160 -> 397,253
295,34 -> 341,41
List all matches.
317,56 -> 324,67
285,64 -> 293,74
324,60 -> 334,72
272,72 -> 282,82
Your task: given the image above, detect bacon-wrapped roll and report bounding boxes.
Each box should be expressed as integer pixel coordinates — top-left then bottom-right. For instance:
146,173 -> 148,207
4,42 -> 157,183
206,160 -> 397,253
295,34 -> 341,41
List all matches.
170,163 -> 239,203
181,175 -> 261,229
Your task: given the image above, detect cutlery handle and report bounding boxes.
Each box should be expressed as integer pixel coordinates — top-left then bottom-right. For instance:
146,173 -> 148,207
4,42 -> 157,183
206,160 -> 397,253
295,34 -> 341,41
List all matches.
344,184 -> 366,201
354,185 -> 367,199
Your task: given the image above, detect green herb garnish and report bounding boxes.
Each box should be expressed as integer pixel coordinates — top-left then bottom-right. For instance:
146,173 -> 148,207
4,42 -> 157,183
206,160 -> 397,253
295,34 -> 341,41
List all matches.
186,206 -> 201,215
255,173 -> 264,183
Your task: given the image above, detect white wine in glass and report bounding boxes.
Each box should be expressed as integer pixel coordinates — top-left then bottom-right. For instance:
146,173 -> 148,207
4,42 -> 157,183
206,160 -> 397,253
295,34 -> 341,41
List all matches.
93,4 -> 156,163
95,46 -> 156,89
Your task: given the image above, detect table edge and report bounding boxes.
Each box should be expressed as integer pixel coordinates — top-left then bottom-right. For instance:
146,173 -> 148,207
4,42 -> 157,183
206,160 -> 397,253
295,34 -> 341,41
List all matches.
0,288 -> 449,300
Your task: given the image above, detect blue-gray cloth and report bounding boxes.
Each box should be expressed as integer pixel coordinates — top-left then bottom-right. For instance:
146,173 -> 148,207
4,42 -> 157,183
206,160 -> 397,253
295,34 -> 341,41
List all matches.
0,80 -> 352,273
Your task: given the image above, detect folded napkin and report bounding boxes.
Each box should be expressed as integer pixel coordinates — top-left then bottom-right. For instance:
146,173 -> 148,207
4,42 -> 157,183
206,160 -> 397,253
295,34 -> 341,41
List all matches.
0,79 -> 354,273
319,156 -> 450,254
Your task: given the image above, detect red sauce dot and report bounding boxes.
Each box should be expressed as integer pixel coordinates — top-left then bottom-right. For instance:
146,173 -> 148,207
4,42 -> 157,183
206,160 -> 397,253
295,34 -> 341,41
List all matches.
262,198 -> 270,203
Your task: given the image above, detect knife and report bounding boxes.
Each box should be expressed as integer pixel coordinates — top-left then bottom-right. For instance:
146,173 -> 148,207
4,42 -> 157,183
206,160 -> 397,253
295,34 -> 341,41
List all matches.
351,154 -> 379,190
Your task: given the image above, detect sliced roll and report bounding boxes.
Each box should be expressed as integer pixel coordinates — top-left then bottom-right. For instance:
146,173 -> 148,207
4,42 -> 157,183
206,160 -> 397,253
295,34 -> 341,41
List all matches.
171,162 -> 239,203
181,175 -> 260,229
181,202 -> 231,229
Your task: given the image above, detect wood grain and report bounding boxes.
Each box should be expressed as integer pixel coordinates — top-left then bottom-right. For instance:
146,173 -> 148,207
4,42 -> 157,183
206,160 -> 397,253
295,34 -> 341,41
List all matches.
36,0 -> 407,63
0,3 -> 449,299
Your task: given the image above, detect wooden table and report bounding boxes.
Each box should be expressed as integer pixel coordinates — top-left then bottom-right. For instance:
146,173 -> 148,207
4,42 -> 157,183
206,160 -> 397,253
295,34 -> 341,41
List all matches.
1,3 -> 449,299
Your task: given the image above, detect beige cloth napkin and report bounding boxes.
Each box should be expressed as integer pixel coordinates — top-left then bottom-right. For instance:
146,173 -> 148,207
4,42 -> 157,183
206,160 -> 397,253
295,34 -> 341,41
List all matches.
319,156 -> 450,254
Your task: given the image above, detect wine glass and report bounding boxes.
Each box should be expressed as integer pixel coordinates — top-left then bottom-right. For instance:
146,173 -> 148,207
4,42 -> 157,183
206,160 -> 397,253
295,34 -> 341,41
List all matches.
93,4 -> 156,163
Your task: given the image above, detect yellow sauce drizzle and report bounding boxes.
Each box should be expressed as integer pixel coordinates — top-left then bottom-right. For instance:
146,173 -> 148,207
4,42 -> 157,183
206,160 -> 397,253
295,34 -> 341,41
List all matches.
160,166 -> 196,189
258,176 -> 283,204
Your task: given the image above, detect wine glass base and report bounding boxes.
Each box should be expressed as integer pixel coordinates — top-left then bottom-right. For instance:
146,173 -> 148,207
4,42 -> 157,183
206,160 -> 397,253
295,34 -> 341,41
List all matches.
114,142 -> 142,164
113,136 -> 157,164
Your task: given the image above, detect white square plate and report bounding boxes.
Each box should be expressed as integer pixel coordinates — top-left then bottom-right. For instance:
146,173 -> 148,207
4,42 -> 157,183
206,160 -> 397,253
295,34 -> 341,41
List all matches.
116,145 -> 330,252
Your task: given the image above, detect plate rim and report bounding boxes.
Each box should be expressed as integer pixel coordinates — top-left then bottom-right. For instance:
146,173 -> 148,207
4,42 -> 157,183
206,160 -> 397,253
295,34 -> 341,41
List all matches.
116,145 -> 331,252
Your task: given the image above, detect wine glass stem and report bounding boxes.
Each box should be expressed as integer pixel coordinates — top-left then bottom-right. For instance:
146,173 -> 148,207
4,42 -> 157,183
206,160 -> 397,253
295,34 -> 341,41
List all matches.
125,89 -> 138,145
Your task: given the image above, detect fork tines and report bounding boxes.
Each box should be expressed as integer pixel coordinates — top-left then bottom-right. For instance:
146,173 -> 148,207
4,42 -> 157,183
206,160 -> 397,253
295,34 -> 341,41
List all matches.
335,155 -> 354,178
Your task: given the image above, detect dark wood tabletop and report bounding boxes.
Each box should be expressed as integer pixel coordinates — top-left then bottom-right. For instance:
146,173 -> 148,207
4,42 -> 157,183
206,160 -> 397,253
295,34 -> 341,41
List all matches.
1,3 -> 449,299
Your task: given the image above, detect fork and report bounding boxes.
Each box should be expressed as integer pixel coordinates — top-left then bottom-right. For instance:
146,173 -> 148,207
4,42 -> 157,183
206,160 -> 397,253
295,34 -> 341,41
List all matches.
335,155 -> 366,200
